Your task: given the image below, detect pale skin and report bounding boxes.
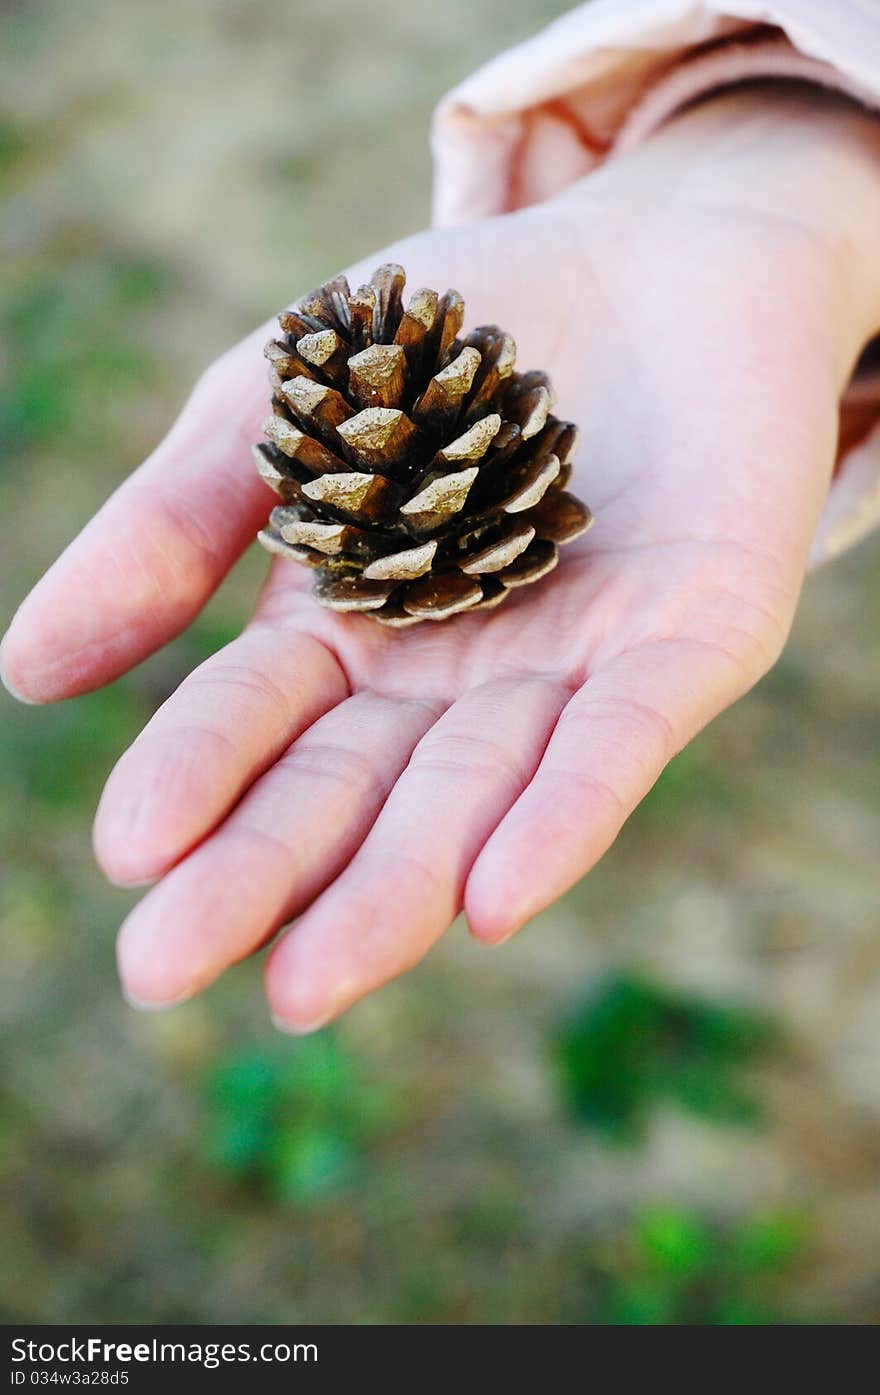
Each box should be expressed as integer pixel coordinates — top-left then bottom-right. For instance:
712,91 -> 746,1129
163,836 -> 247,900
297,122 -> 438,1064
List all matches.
3,90 -> 880,1031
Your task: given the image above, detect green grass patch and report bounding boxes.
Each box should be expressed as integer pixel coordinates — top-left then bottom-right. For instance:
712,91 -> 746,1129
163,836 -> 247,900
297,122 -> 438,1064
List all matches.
554,973 -> 780,1142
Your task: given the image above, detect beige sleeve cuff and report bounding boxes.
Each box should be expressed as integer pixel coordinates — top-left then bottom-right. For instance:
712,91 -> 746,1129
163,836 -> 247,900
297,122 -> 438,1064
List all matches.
431,0 -> 880,567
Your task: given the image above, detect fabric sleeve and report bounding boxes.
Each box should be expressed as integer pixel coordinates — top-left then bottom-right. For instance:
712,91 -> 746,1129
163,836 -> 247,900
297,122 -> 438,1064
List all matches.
431,0 -> 880,565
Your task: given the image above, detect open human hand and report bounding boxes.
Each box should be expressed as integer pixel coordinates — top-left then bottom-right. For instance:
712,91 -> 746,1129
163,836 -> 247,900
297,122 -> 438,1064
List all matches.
3,90 -> 879,1030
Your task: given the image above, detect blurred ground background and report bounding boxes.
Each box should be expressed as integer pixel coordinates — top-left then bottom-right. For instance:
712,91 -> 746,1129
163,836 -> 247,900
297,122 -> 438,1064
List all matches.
2,0 -> 880,1325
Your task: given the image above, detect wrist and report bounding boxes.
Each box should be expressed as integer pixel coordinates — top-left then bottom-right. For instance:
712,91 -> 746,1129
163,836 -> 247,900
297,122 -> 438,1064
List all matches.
566,85 -> 880,378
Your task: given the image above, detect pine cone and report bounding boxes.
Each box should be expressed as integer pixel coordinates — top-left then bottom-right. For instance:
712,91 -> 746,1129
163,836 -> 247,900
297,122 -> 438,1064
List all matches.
254,263 -> 592,626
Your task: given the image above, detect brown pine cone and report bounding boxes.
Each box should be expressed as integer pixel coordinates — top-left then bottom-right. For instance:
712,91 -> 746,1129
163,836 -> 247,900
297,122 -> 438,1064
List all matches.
254,263 -> 592,626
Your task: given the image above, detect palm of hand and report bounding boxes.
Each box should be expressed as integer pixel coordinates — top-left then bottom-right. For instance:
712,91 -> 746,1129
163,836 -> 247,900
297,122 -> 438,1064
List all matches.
1,193 -> 840,1029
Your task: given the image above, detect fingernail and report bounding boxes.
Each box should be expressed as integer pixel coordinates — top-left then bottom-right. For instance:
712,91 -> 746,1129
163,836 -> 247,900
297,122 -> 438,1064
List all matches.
485,923 -> 523,947
121,986 -> 193,1013
0,660 -> 39,705
271,1010 -> 333,1036
106,872 -> 159,890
